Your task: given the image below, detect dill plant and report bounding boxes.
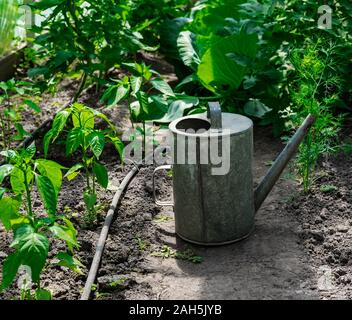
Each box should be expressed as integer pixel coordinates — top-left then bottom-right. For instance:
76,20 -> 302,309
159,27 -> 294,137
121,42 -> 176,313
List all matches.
289,41 -> 345,192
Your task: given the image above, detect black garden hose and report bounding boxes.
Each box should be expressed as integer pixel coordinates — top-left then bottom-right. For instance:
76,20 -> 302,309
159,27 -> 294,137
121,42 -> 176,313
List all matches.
81,154 -> 154,300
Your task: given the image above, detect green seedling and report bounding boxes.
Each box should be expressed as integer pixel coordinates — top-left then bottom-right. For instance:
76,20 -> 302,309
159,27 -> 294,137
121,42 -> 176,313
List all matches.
0,143 -> 81,300
44,103 -> 124,227
151,245 -> 203,264
109,278 -> 126,289
153,214 -> 173,223
134,237 -> 149,252
320,184 -> 338,193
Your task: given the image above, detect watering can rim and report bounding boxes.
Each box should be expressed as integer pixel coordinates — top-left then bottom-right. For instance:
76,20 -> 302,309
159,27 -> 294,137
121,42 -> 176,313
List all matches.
169,112 -> 253,138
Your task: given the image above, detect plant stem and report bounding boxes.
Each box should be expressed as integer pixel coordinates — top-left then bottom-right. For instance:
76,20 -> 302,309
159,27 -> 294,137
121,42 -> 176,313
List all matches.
73,72 -> 87,103
23,167 -> 33,217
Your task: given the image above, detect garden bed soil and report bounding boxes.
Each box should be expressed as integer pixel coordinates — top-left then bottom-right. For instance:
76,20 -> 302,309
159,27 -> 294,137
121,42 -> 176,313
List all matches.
2,121 -> 352,300
1,54 -> 352,300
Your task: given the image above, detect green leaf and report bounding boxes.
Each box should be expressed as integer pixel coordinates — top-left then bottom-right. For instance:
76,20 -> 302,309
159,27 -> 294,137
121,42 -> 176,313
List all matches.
14,230 -> 49,283
243,75 -> 257,90
109,136 -> 124,161
93,162 -> 109,189
65,163 -> 84,181
131,77 -> 142,95
88,132 -> 105,159
150,79 -> 175,97
177,31 -> 200,70
244,99 -> 272,118
13,123 -> 31,141
43,130 -> 53,158
0,164 -> 14,183
24,100 -> 41,113
83,191 -> 97,211
55,252 -> 84,274
49,223 -> 78,251
0,188 -> 6,200
35,175 -> 57,216
0,197 -> 21,231
1,252 -> 21,290
10,167 -> 26,195
65,127 -> 83,156
102,84 -> 130,108
156,99 -> 198,123
0,149 -> 18,161
30,0 -> 64,10
35,159 -> 64,195
72,105 -> 94,129
20,142 -> 36,161
35,288 -> 52,300
197,32 -> 258,94
51,110 -> 71,141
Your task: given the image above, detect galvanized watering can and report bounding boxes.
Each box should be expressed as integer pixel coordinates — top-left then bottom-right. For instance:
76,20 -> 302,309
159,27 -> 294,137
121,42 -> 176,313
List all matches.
153,102 -> 314,245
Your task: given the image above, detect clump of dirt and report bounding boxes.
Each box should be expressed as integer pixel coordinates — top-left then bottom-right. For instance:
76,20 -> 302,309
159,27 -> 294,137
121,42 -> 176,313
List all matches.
286,152 -> 352,299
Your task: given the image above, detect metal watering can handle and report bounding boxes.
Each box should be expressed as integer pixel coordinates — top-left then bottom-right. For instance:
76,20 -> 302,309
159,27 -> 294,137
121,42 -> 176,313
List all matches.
207,102 -> 222,130
153,165 -> 173,206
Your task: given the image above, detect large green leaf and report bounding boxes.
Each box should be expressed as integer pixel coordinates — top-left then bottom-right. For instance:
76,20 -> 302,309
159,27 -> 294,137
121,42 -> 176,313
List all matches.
0,0 -> 17,56
93,162 -> 109,189
49,223 -> 78,251
10,226 -> 49,284
1,252 -> 21,290
51,110 -> 71,140
35,175 -> 57,216
0,164 -> 14,183
244,99 -> 272,118
65,163 -> 84,181
177,31 -> 200,70
72,104 -> 94,129
65,127 -> 84,156
83,191 -> 97,211
88,132 -> 105,159
156,98 -> 199,123
35,160 -> 64,195
24,100 -> 41,113
109,136 -> 125,161
55,252 -> 84,274
101,84 -> 130,108
191,0 -> 246,36
197,32 -> 258,94
10,167 -> 26,195
35,288 -> 52,300
30,0 -> 65,10
0,197 -> 21,231
150,79 -> 175,97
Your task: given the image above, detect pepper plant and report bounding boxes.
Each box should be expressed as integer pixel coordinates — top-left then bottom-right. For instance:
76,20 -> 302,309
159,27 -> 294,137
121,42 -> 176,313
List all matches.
101,62 -> 200,152
0,79 -> 41,149
44,103 -> 124,226
0,143 -> 82,300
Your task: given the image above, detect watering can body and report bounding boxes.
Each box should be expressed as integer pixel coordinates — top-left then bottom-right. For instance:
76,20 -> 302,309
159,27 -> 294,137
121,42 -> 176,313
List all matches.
172,113 -> 254,245
153,103 -> 315,246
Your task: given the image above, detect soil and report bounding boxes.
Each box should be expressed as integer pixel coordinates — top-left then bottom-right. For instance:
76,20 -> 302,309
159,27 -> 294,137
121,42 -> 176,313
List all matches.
1,54 -> 352,300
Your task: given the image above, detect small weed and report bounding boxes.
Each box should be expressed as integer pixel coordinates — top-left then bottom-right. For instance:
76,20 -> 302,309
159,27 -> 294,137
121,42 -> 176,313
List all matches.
134,237 -> 149,252
151,245 -> 203,264
109,278 -> 126,290
265,160 -> 274,167
175,249 -> 203,264
320,184 -> 338,193
154,214 -> 173,223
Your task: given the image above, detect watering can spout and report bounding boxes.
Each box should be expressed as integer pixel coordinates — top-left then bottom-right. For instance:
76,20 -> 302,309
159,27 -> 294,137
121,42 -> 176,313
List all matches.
254,114 -> 315,212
